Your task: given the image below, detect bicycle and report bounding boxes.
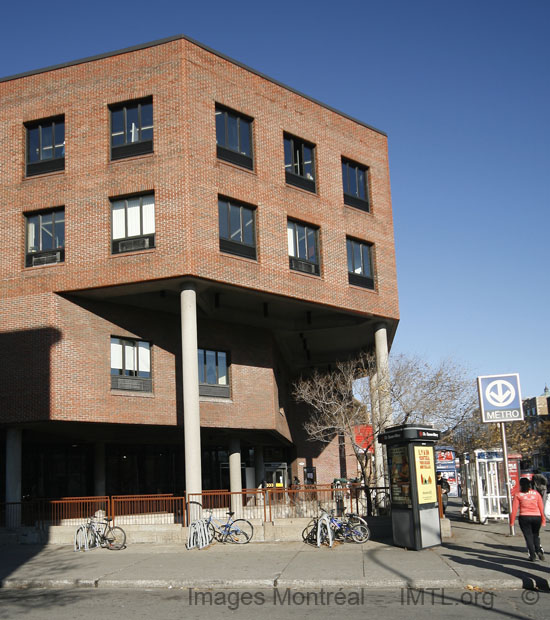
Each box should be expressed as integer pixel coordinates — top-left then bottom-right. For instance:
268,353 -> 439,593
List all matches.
302,507 -> 370,545
203,510 -> 254,544
86,517 -> 127,550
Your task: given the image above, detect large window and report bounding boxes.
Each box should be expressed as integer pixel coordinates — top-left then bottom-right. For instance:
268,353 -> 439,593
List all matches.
218,197 -> 256,259
110,337 -> 152,392
26,116 -> 65,176
198,349 -> 230,398
347,237 -> 374,289
110,97 -> 153,160
284,133 -> 316,192
342,158 -> 370,211
111,193 -> 155,254
215,105 -> 253,170
287,220 -> 320,276
25,208 -> 65,267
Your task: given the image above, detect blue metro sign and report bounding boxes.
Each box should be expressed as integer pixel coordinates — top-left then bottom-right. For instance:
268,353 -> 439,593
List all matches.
477,373 -> 524,423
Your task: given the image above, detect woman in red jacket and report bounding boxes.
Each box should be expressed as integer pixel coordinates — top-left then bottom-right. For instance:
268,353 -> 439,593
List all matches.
511,477 -> 546,561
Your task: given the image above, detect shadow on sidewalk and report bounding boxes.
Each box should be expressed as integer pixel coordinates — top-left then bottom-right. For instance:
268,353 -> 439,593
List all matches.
441,541 -> 550,591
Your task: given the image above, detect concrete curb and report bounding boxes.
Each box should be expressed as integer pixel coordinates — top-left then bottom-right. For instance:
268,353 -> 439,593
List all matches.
1,576 -> 536,591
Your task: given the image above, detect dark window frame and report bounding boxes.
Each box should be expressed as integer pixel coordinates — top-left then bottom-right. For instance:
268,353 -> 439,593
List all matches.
346,237 -> 375,289
110,336 -> 152,392
218,196 -> 257,259
284,133 -> 316,193
215,104 -> 253,170
109,97 -> 153,160
110,193 -> 155,254
25,115 -> 65,177
198,348 -> 230,398
342,158 -> 370,212
287,219 -> 320,276
25,207 -> 65,267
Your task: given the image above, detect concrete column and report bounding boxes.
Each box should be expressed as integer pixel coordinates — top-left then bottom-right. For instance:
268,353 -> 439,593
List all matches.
375,323 -> 391,492
181,284 -> 202,510
229,437 -> 242,516
370,371 -> 385,491
254,446 -> 265,487
6,428 -> 22,527
374,322 -> 392,430
94,442 -> 106,497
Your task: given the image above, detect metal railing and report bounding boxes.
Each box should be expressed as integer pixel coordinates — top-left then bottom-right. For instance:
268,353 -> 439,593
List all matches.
1,486 -> 391,530
0,496 -> 109,528
112,494 -> 186,525
187,485 -> 363,523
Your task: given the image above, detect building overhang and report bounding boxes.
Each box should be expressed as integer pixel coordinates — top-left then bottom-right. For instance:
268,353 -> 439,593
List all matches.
61,276 -> 398,375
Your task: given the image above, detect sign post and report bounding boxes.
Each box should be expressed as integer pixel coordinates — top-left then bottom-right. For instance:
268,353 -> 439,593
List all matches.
499,422 -> 514,535
477,373 -> 524,536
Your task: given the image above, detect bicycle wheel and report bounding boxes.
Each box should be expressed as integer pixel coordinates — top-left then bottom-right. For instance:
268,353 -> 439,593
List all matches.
347,514 -> 368,528
207,521 -> 219,542
302,520 -> 318,545
350,523 -> 370,543
105,526 -> 126,550
227,519 -> 253,544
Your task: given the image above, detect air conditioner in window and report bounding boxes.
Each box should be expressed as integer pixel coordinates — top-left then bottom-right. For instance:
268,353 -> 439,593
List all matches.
290,257 -> 318,275
118,237 -> 150,253
301,261 -> 317,275
32,251 -> 61,266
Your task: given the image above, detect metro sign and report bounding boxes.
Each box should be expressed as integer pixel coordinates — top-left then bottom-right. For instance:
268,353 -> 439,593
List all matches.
477,374 -> 524,423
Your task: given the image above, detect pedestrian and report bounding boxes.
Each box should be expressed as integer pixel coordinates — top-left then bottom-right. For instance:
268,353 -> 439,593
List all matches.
436,472 -> 450,515
532,470 -> 548,506
510,477 -> 546,561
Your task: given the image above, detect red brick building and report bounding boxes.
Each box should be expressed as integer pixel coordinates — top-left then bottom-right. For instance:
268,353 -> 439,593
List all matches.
0,35 -> 399,501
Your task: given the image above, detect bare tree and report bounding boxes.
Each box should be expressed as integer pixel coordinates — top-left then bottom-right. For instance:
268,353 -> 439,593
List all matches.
390,354 -> 478,432
293,352 -> 376,485
294,351 -> 479,485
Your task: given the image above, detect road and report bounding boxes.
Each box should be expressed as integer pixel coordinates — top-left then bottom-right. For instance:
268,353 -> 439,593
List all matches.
0,587 -> 548,620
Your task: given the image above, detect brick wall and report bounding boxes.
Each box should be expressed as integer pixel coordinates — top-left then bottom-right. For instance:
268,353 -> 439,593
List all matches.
0,37 -> 398,482
0,37 -> 398,320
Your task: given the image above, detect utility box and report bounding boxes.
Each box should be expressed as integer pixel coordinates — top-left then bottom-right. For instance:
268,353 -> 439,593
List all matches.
378,424 -> 441,550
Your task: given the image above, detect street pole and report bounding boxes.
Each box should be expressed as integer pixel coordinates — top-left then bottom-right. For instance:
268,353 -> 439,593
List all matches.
500,422 -> 515,536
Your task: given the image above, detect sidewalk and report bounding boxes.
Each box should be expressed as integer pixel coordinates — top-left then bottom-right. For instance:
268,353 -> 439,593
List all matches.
1,506 -> 549,591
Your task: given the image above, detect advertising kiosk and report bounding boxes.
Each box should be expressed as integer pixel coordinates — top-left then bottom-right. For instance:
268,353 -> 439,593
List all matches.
378,424 -> 441,550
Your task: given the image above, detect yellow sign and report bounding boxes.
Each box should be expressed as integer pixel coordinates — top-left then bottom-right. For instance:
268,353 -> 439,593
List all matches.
414,446 -> 436,504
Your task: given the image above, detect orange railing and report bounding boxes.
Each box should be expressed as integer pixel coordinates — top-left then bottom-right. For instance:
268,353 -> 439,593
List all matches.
187,489 -> 268,523
112,494 -> 186,525
0,496 -> 109,528
187,485 -> 358,523
47,496 -> 110,525
1,486 -> 383,529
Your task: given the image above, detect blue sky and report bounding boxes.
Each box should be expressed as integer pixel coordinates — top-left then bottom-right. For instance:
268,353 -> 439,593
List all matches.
2,0 -> 548,397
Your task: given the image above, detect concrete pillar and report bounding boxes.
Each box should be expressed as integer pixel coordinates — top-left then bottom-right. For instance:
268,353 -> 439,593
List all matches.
181,284 -> 202,512
370,371 -> 385,491
94,442 -> 106,497
6,428 -> 22,527
374,322 -> 392,429
254,446 -> 265,487
229,437 -> 242,516
375,323 -> 392,492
